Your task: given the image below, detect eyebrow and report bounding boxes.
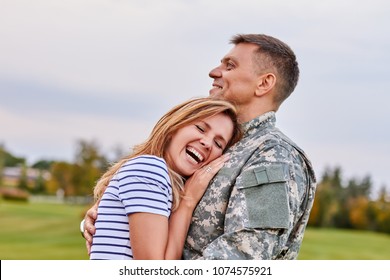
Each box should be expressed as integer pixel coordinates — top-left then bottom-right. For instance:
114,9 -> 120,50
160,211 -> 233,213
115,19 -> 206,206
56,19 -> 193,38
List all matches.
221,56 -> 237,64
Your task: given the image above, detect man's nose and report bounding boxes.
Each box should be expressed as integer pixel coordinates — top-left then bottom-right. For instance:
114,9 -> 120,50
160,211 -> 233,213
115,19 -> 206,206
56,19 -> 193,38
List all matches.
209,66 -> 222,78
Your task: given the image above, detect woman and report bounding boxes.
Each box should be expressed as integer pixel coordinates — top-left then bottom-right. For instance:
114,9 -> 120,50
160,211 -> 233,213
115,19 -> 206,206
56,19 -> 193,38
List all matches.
89,97 -> 242,260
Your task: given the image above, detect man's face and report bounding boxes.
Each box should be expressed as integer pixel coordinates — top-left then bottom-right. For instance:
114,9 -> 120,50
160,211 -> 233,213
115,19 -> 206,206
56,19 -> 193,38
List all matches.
209,43 -> 260,106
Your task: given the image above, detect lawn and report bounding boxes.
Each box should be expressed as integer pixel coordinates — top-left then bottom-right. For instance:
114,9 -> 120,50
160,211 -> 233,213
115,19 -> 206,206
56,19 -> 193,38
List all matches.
298,227 -> 390,260
1,200 -> 390,260
0,200 -> 90,260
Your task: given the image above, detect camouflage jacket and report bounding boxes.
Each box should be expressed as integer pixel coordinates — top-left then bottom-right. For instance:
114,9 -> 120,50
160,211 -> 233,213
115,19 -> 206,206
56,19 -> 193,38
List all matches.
183,111 -> 317,259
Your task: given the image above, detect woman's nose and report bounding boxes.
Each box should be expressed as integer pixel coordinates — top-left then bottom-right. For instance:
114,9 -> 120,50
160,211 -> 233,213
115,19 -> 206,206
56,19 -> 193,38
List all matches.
199,136 -> 212,149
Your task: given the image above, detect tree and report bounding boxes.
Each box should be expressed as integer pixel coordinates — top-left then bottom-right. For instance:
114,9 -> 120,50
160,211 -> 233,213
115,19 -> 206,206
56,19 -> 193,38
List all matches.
0,144 -> 25,167
309,167 -> 345,227
372,186 -> 390,233
32,160 -> 54,170
47,161 -> 74,196
0,144 -> 4,186
32,170 -> 47,194
72,139 -> 108,196
336,175 -> 373,229
17,163 -> 29,191
348,196 -> 370,230
345,176 -> 372,199
308,180 -> 340,227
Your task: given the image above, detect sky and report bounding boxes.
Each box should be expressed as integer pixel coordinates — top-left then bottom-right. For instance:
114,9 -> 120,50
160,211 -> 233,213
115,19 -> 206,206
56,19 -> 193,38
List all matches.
1,0 -> 389,196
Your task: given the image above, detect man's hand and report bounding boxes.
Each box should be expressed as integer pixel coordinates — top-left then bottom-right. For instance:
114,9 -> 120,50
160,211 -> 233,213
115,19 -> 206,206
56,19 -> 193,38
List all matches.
84,202 -> 98,255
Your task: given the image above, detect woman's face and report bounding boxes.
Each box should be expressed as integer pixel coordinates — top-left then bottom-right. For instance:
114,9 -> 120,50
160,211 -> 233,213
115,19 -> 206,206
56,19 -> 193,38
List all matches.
166,113 -> 234,177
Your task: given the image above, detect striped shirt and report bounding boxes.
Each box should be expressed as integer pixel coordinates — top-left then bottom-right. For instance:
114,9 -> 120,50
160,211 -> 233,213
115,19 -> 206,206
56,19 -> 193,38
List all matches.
90,155 -> 172,260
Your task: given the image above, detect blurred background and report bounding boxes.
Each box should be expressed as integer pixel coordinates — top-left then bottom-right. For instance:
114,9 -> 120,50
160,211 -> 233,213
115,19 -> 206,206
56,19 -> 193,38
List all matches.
1,0 -> 389,259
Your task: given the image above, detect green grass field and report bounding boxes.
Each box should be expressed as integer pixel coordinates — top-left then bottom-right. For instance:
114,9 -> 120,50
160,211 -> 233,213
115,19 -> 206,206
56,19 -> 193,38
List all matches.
1,200 -> 390,260
299,227 -> 390,259
0,200 -> 89,260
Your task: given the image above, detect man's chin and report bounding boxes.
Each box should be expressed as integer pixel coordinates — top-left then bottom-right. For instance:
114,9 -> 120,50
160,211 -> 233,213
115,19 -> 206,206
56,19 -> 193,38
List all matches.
209,91 -> 224,99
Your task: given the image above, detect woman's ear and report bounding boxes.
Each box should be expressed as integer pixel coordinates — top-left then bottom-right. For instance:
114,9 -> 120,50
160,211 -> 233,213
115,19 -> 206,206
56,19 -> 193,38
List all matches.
255,73 -> 276,97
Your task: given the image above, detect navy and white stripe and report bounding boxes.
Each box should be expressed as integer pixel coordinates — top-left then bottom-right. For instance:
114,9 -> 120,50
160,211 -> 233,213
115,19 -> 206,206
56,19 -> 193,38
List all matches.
90,155 -> 172,260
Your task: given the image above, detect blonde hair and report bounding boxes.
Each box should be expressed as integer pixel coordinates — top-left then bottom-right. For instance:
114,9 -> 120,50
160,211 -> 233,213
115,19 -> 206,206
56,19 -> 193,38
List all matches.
93,97 -> 242,210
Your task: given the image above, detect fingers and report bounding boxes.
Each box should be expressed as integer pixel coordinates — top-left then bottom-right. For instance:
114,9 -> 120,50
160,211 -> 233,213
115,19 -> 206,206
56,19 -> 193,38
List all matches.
86,240 -> 91,256
84,217 -> 94,251
84,202 -> 98,251
200,154 -> 229,177
84,213 -> 96,244
84,227 -> 93,243
85,203 -> 98,220
181,154 -> 229,209
209,153 -> 230,165
185,154 -> 228,190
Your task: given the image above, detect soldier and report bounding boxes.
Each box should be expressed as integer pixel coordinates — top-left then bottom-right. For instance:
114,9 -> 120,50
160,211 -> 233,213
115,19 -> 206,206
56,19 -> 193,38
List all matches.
83,33 -> 317,259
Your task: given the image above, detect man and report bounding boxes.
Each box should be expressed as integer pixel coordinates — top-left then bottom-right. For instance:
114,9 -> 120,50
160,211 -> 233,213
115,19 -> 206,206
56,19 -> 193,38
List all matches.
83,33 -> 316,259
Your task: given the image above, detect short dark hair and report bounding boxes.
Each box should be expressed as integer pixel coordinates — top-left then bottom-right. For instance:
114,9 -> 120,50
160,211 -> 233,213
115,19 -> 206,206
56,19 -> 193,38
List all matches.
230,34 -> 299,105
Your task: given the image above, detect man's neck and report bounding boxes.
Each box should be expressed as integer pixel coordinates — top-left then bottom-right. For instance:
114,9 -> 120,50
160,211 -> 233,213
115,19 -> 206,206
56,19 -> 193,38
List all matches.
237,105 -> 276,123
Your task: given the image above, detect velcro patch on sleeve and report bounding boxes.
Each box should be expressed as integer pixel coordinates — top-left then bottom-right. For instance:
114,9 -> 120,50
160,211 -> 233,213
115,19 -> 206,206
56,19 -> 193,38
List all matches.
238,164 -> 290,229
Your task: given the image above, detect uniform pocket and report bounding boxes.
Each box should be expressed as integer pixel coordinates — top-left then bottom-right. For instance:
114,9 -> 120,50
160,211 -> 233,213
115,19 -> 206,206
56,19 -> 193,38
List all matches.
237,164 -> 290,229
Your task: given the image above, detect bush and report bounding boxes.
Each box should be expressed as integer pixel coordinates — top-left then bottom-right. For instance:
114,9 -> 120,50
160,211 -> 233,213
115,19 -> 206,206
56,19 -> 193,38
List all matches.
0,188 -> 29,202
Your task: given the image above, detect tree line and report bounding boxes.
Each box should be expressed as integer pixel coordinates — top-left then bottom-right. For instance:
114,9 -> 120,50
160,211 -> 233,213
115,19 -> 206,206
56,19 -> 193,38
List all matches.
1,140 -> 390,234
308,167 -> 390,234
0,140 -> 117,199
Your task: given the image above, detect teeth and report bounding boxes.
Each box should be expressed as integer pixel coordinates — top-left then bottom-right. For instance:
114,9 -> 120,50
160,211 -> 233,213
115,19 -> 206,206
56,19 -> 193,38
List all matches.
186,147 -> 203,163
186,154 -> 198,164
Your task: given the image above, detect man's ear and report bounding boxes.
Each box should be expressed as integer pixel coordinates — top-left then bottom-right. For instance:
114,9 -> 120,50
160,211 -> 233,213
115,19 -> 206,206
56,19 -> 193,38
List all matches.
255,73 -> 276,97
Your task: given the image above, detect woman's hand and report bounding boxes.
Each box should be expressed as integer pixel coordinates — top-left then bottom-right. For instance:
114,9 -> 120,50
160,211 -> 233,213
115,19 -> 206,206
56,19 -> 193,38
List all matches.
181,154 -> 229,209
83,202 -> 99,255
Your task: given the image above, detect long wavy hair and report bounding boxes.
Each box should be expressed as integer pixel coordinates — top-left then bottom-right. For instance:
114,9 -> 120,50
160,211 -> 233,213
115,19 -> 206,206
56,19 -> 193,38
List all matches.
93,97 -> 242,210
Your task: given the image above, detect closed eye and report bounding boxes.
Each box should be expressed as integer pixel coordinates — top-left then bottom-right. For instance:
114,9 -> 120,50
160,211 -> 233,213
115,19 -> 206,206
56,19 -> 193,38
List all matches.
195,124 -> 205,132
214,140 -> 223,149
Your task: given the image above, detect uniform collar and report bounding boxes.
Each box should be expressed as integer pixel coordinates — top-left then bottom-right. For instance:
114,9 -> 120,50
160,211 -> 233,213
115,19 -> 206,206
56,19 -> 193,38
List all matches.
242,111 -> 276,136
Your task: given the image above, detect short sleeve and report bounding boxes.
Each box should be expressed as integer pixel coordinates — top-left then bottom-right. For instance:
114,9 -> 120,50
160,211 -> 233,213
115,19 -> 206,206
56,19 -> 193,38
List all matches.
116,155 -> 173,218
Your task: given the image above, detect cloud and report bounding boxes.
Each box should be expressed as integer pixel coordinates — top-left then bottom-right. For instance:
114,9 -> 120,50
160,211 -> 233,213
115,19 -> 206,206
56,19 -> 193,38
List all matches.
0,0 -> 389,193
0,103 -> 154,163
0,78 -> 171,121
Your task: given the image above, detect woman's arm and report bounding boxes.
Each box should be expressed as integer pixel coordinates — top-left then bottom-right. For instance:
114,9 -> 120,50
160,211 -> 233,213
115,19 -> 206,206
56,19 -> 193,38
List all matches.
128,155 -> 228,260
129,212 -> 169,259
164,197 -> 197,259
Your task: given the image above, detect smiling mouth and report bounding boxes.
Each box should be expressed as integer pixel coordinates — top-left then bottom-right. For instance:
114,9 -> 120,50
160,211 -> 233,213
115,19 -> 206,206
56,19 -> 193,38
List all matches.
186,147 -> 204,164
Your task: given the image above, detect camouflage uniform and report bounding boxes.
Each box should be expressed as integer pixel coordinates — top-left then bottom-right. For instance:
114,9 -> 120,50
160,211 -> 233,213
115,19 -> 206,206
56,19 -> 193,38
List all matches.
183,111 -> 317,259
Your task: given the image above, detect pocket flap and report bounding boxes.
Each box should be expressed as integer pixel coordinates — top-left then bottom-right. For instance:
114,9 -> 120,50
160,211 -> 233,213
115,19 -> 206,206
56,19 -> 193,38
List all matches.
239,164 -> 287,189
